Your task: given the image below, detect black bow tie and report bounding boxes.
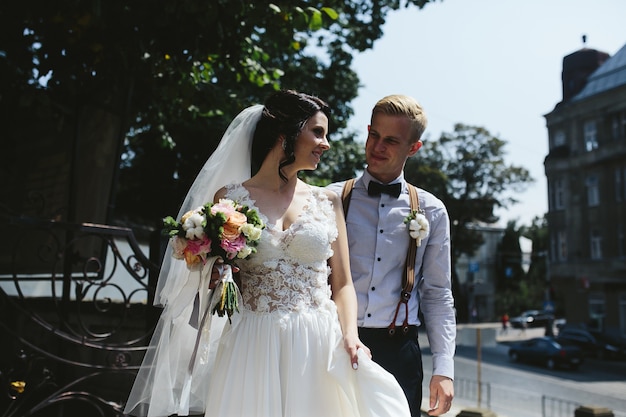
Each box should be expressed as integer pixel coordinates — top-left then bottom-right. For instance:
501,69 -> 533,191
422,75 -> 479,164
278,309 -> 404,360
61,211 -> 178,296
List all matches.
367,181 -> 401,198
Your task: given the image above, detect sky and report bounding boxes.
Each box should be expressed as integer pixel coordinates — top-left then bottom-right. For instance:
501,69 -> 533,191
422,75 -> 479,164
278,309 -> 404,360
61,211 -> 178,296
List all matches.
347,0 -> 626,227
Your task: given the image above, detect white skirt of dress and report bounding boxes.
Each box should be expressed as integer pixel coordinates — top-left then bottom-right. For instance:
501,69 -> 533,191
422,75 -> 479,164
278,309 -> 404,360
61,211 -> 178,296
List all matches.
203,308 -> 410,417
124,279 -> 410,417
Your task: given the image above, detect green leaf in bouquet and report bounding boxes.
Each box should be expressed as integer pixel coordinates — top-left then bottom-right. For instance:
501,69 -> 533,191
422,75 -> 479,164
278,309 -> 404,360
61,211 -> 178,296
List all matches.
162,216 -> 183,237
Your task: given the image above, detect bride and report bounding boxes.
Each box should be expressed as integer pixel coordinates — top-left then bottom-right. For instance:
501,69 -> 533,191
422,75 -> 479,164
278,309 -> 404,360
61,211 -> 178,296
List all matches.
124,90 -> 411,417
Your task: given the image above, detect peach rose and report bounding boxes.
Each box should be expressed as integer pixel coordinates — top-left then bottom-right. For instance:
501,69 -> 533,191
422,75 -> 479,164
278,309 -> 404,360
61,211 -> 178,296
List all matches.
183,249 -> 202,265
222,211 -> 247,241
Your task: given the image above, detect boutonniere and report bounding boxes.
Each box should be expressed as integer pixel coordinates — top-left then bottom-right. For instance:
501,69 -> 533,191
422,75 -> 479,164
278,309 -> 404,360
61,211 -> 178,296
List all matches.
404,209 -> 429,247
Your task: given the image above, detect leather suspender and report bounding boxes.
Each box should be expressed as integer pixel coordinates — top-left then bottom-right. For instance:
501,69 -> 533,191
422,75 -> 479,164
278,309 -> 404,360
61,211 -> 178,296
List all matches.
341,179 -> 420,336
341,178 -> 356,215
388,184 -> 418,335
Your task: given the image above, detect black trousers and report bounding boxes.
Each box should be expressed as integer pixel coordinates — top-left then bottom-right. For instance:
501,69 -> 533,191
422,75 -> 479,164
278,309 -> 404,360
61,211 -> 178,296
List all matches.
358,326 -> 423,417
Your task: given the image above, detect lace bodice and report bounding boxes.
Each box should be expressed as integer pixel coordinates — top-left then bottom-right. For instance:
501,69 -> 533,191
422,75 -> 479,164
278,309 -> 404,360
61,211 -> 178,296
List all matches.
224,183 -> 338,314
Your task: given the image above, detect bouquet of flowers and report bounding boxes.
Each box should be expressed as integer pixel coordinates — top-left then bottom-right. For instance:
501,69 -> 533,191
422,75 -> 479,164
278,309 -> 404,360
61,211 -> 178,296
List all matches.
163,199 -> 265,319
404,209 -> 429,247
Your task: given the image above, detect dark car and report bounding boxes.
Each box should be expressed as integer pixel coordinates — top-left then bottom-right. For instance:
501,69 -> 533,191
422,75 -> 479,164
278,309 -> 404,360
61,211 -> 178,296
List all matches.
589,330 -> 626,360
508,337 -> 584,370
557,327 -> 625,360
509,310 -> 554,329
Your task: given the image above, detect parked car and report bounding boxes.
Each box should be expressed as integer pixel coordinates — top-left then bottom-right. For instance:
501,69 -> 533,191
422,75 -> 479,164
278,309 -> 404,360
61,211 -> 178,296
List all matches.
589,330 -> 626,360
508,337 -> 584,370
557,327 -> 625,360
509,310 -> 554,329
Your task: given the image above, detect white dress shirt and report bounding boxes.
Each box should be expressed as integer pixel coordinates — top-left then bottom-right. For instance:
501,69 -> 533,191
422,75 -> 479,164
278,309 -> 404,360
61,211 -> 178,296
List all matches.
328,171 -> 456,379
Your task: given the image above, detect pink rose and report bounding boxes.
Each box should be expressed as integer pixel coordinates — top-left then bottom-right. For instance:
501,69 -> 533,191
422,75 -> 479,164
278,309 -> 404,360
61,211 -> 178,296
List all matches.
211,200 -> 237,217
182,235 -> 212,265
186,235 -> 212,256
221,235 -> 246,259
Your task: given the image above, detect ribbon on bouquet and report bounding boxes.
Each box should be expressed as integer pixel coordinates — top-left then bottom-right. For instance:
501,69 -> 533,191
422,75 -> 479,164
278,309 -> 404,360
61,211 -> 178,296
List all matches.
178,256 -> 241,415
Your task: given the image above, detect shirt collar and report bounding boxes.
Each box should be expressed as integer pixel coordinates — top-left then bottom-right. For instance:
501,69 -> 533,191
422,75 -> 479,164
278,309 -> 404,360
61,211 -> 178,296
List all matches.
363,170 -> 406,191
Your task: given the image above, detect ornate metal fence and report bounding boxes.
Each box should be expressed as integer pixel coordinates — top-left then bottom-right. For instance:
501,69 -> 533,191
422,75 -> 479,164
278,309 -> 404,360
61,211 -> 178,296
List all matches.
0,216 -> 161,417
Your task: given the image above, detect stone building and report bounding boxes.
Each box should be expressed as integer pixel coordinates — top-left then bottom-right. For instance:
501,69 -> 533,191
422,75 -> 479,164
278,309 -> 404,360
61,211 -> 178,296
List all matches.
543,40 -> 626,335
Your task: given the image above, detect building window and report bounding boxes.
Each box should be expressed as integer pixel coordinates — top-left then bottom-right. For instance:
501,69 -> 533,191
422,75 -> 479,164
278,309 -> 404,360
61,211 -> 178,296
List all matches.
611,114 -> 621,140
617,168 -> 624,202
590,229 -> 602,260
558,230 -> 567,262
618,224 -> 625,259
588,292 -> 606,331
553,130 -> 566,147
609,112 -> 626,140
586,175 -> 600,207
549,178 -> 565,210
619,294 -> 626,336
584,120 -> 598,151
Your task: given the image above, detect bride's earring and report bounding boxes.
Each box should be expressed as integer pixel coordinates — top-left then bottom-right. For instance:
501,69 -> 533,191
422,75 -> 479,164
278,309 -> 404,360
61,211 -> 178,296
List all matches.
281,139 -> 287,151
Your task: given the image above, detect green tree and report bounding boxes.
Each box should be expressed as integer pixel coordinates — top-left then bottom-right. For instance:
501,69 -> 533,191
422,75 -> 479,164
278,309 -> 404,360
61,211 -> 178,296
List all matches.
405,123 -> 534,322
494,221 -> 526,317
496,220 -> 525,292
494,217 -> 550,317
524,215 -> 549,284
1,0 -> 438,226
524,215 -> 556,313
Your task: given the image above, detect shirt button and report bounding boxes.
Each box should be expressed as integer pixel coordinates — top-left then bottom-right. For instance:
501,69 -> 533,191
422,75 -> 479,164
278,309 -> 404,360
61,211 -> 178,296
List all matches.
367,313 -> 372,317
381,204 -> 385,207
371,287 -> 375,291
379,229 -> 383,233
377,257 -> 381,261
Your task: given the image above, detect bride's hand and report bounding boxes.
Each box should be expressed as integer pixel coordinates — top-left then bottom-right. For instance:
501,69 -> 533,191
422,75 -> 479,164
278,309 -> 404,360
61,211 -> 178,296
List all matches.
343,334 -> 372,370
209,259 -> 240,289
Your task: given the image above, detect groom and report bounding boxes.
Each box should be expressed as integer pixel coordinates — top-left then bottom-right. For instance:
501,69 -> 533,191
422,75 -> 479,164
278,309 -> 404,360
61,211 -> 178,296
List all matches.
328,94 -> 456,417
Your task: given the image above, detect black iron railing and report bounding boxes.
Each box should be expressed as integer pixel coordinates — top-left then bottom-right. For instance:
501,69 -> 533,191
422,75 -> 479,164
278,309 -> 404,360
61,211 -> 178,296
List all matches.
0,217 -> 162,417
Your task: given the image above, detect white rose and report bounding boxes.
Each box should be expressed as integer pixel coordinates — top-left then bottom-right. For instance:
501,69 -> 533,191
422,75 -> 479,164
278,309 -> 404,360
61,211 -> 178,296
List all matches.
240,223 -> 263,241
237,245 -> 253,259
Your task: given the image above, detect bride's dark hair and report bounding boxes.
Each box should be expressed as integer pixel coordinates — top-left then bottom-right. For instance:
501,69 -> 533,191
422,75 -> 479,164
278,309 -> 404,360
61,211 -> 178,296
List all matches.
251,89 -> 330,181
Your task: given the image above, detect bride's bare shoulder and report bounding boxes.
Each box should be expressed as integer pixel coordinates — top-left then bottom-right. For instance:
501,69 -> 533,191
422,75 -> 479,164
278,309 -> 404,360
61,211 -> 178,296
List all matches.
318,186 -> 341,205
213,186 -> 228,202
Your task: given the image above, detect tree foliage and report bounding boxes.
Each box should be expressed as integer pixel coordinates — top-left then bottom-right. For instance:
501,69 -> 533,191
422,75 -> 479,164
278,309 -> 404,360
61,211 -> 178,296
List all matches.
524,215 -> 549,283
1,0 -> 437,225
494,216 -> 551,317
406,123 -> 534,257
496,220 -> 525,292
405,123 -> 534,321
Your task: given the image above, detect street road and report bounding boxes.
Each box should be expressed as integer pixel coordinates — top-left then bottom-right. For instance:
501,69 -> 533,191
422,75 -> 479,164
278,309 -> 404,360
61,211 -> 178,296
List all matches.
420,328 -> 626,417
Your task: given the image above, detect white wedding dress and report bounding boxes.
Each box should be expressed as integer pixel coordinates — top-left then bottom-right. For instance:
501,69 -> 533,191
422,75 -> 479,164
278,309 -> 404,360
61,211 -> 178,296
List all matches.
125,183 -> 410,417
